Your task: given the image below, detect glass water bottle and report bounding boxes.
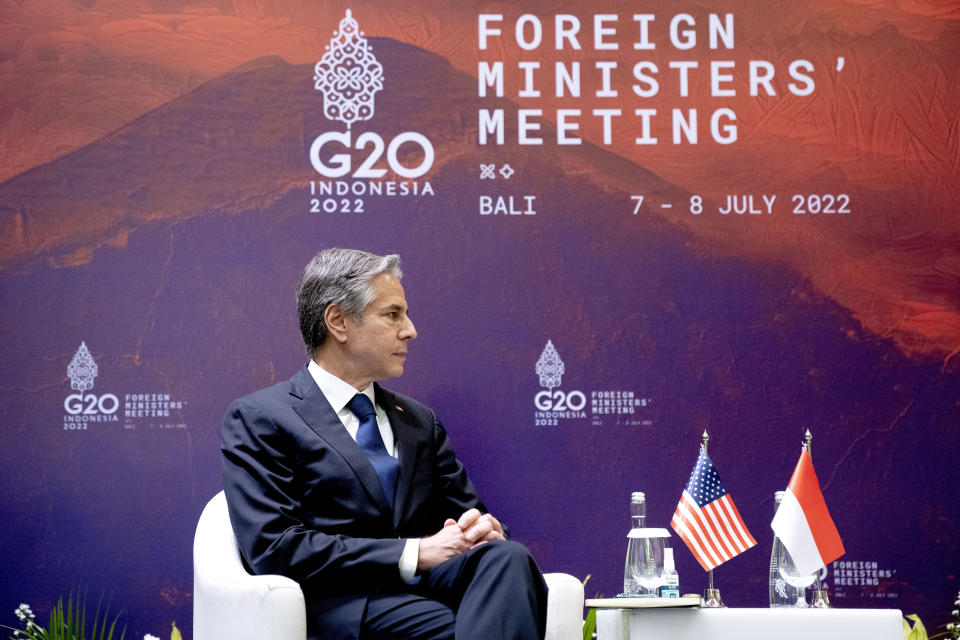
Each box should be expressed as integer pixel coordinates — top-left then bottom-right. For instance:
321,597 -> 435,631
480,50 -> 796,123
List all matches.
623,492 -> 646,595
770,490 -> 810,607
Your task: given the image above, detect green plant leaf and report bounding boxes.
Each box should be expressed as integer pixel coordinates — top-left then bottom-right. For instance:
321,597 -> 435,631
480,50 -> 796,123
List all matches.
17,591 -> 127,640
904,614 -> 928,640
582,608 -> 597,640
905,617 -> 914,639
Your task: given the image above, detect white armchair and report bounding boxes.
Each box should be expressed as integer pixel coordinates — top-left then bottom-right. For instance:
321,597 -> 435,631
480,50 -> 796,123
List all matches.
193,491 -> 306,640
194,491 -> 584,640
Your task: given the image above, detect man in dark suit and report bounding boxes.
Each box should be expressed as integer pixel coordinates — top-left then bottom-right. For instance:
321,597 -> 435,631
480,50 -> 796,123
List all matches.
221,248 -> 548,640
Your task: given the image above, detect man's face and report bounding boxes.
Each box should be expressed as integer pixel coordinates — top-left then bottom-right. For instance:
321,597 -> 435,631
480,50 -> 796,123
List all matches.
343,273 -> 417,385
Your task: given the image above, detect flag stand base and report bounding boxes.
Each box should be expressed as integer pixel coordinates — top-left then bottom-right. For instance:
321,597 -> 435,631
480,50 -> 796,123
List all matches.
810,571 -> 831,608
702,588 -> 725,608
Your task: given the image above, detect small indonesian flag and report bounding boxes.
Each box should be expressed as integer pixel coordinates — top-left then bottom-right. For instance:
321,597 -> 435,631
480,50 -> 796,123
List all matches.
771,448 -> 845,575
671,450 -> 757,571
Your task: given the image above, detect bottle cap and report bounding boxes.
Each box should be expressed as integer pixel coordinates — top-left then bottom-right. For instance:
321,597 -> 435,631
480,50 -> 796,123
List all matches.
774,490 -> 785,503
631,491 -> 646,502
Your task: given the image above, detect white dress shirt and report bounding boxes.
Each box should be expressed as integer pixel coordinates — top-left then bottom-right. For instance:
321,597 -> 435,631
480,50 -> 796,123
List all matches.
306,359 -> 419,582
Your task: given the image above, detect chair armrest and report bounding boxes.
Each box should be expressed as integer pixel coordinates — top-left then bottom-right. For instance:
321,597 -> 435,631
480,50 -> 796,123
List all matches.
193,571 -> 306,640
544,572 -> 585,640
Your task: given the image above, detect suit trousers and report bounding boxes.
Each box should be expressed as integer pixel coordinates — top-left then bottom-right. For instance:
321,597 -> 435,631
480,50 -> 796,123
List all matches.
360,540 -> 548,640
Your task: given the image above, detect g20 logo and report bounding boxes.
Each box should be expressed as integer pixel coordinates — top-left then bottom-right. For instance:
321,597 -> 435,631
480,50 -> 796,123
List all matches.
64,393 -> 120,416
309,131 -> 434,179
534,389 -> 587,412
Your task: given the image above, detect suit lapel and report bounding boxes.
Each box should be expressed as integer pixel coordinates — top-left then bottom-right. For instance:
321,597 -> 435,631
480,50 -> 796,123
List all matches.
288,367 -> 393,514
376,384 -> 422,528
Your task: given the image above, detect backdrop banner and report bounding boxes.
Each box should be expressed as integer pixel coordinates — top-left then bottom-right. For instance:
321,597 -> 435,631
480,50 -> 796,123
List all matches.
1,1 -> 958,636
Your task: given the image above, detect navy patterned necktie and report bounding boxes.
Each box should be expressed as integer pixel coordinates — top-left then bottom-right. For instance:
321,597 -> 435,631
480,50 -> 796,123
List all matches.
347,393 -> 400,509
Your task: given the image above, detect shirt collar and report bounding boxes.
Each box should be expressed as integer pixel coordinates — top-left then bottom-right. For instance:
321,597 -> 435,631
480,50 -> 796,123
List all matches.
307,359 -> 376,414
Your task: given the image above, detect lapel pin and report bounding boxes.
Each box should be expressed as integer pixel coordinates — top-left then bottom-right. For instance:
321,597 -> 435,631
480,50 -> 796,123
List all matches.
395,405 -> 404,412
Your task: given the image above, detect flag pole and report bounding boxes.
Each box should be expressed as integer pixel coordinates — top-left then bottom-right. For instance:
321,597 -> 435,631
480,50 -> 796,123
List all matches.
806,429 -> 832,608
701,430 -> 725,608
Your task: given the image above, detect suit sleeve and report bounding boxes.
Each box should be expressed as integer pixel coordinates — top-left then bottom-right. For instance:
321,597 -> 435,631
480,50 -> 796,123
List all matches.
221,396 -> 406,589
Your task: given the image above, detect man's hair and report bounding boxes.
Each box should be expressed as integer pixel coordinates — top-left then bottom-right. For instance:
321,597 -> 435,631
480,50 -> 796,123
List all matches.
297,248 -> 402,352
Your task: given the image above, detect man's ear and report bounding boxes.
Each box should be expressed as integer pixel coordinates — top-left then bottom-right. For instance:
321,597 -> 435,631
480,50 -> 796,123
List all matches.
324,304 -> 350,344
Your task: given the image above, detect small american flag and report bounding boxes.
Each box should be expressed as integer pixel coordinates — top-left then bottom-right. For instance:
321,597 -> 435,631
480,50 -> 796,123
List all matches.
670,450 -> 757,571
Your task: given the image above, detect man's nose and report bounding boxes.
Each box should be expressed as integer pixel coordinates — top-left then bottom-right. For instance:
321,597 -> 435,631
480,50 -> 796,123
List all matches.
401,316 -> 417,340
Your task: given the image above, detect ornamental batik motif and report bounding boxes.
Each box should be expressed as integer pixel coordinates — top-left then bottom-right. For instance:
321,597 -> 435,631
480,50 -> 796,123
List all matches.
536,340 -> 565,390
67,341 -> 98,392
314,10 -> 384,129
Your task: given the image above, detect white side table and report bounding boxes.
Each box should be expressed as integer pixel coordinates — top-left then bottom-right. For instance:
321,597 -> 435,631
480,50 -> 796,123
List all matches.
595,606 -> 903,640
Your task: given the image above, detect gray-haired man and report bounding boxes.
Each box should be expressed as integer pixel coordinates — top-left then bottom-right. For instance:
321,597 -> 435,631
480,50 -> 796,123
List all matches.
222,248 -> 548,640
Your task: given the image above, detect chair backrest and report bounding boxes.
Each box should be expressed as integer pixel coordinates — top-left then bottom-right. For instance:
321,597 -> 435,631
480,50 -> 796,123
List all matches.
194,490 -> 251,582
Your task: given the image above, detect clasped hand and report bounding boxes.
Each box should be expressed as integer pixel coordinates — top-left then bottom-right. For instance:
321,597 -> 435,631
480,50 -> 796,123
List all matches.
416,508 -> 505,572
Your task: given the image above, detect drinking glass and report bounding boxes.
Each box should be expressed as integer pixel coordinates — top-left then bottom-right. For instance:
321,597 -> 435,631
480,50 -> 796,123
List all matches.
626,529 -> 670,596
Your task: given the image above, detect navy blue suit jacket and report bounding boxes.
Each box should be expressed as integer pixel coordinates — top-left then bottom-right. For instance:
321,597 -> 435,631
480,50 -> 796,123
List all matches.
221,366 -> 488,640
